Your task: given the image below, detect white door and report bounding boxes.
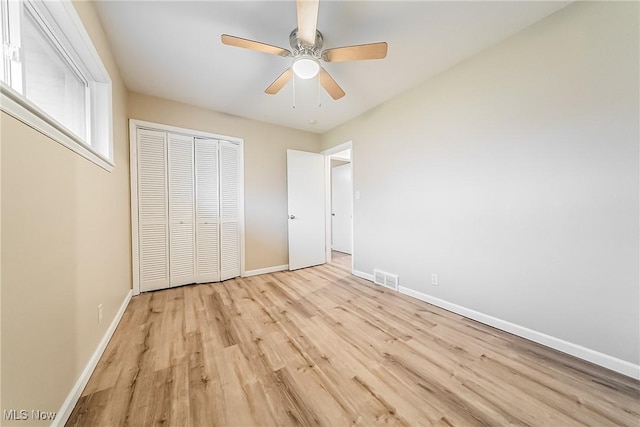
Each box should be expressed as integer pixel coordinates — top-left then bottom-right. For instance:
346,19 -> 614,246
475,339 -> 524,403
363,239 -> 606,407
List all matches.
168,133 -> 196,287
287,149 -> 326,270
331,163 -> 352,254
195,138 -> 220,283
137,128 -> 170,292
219,141 -> 241,280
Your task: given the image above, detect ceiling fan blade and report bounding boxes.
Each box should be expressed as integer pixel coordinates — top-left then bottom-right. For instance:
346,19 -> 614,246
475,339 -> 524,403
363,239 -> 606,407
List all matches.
265,68 -> 293,95
322,42 -> 388,62
318,67 -> 345,100
296,0 -> 319,46
221,34 -> 291,57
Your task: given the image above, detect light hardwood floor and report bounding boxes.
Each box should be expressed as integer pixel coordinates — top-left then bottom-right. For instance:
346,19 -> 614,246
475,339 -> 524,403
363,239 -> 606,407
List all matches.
67,252 -> 639,426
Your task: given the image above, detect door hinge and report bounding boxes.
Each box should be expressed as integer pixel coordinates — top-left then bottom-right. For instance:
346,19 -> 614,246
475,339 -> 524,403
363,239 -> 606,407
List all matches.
3,43 -> 20,62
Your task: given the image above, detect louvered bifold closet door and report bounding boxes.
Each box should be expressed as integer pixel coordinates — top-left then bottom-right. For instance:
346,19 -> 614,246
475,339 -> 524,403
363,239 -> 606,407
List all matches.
137,128 -> 169,292
195,138 -> 220,283
219,141 -> 241,280
168,133 -> 196,287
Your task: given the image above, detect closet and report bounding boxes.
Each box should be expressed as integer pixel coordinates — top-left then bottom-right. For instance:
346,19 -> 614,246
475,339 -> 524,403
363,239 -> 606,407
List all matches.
132,123 -> 242,293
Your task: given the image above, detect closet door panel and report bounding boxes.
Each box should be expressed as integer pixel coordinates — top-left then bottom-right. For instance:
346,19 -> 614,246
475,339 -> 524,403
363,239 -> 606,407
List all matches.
195,138 -> 220,283
168,133 -> 196,286
134,126 -> 241,292
196,222 -> 219,282
220,222 -> 239,278
137,128 -> 169,291
219,140 -> 240,280
170,223 -> 195,279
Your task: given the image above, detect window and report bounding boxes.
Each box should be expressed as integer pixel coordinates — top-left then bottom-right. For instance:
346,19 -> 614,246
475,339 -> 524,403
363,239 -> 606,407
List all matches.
0,0 -> 113,170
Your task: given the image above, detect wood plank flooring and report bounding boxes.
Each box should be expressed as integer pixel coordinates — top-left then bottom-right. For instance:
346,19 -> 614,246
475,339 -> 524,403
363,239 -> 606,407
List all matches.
67,252 -> 640,426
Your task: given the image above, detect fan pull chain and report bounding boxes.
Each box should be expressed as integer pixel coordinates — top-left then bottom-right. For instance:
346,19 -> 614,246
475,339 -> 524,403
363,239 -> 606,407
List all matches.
318,76 -> 322,108
292,75 -> 296,109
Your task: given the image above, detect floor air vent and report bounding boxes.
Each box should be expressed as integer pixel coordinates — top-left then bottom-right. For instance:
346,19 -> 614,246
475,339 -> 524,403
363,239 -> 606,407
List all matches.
373,269 -> 399,291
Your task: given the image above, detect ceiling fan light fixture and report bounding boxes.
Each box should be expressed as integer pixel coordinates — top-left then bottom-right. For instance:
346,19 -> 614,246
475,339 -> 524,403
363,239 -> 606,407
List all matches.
292,55 -> 319,79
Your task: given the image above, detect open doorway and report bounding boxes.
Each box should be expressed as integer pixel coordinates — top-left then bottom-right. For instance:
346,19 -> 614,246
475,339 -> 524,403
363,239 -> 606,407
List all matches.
331,152 -> 352,254
322,141 -> 353,270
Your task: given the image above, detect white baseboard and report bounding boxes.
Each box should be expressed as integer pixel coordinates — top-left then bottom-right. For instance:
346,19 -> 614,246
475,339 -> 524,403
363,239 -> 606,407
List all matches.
353,269 -> 374,282
351,270 -> 639,379
396,286 -> 639,380
243,264 -> 289,277
52,289 -> 133,427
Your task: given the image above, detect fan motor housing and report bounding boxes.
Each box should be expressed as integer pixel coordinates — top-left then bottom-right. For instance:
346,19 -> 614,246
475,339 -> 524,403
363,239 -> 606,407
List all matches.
289,28 -> 323,57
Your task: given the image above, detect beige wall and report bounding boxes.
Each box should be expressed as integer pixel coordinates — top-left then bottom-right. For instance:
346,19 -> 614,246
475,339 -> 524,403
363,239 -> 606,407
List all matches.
1,1 -> 131,424
322,1 -> 639,366
128,92 -> 321,271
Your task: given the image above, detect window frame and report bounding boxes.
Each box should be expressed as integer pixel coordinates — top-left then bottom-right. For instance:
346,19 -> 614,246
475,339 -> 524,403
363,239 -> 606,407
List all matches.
0,0 -> 114,172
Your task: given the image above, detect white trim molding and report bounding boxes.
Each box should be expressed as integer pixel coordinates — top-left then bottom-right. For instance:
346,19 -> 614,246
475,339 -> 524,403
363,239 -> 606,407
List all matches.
130,119 -> 244,143
243,264 -> 289,277
397,286 -> 640,380
129,120 -> 141,295
353,269 -> 374,282
321,140 -> 354,270
0,84 -> 114,172
52,289 -> 132,427
351,269 -> 639,380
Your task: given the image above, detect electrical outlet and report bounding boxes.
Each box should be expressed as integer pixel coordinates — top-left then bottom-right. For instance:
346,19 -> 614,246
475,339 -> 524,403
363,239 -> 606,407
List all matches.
98,304 -> 103,324
431,274 -> 439,286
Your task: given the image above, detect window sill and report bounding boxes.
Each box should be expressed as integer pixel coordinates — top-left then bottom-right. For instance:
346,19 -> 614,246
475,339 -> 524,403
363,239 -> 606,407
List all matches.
0,83 -> 115,172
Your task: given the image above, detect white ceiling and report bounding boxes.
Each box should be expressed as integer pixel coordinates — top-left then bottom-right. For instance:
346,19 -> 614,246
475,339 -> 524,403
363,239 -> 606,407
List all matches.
94,1 -> 570,134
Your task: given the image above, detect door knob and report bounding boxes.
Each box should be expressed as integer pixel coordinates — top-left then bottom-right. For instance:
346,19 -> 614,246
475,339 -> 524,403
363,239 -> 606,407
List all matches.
289,215 -> 296,219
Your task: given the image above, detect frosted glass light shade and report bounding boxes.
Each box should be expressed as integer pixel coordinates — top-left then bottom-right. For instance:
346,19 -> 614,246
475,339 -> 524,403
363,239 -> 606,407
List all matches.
292,56 -> 319,79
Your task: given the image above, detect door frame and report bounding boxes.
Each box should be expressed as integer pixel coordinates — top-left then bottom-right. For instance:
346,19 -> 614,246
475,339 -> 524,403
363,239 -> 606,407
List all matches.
322,141 -> 354,273
330,163 -> 352,255
129,119 -> 245,295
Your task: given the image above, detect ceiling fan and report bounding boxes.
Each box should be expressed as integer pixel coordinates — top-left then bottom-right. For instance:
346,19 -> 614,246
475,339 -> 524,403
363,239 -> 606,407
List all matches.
221,0 -> 388,100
